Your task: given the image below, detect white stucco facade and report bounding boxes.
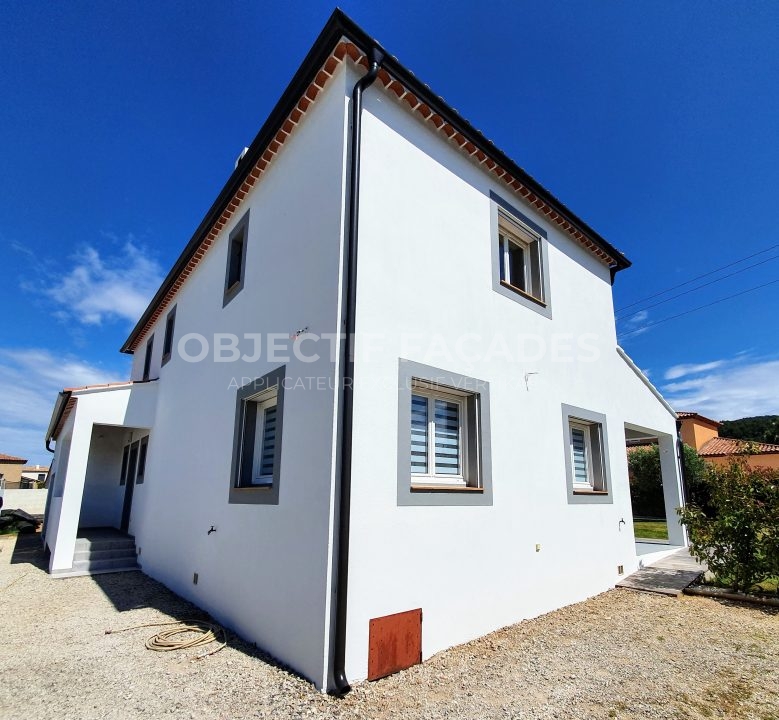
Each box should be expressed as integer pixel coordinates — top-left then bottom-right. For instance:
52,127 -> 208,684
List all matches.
45,46 -> 684,692
340,81 -> 682,681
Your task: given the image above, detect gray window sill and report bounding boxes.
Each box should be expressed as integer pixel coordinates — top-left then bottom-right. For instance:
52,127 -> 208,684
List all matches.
498,280 -> 547,307
410,484 -> 484,493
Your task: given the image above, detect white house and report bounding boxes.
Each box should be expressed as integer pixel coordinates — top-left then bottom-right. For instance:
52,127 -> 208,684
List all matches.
43,10 -> 687,693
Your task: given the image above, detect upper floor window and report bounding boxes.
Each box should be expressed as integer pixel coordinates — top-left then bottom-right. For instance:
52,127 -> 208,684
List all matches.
223,209 -> 250,307
142,335 -> 154,381
161,306 -> 177,366
490,192 -> 552,319
498,212 -> 544,303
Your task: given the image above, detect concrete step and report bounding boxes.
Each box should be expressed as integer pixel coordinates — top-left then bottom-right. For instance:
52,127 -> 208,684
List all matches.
74,538 -> 135,552
71,557 -> 140,573
73,547 -> 137,563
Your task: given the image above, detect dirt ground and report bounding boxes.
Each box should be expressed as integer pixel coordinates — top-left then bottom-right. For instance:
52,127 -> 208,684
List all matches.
1,532 -> 777,720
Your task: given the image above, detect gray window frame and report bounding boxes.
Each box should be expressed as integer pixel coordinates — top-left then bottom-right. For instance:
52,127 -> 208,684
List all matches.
161,305 -> 177,367
490,191 -> 552,319
136,435 -> 149,485
561,403 -> 613,505
228,365 -> 285,505
142,334 -> 154,381
223,209 -> 250,307
397,360 -> 492,506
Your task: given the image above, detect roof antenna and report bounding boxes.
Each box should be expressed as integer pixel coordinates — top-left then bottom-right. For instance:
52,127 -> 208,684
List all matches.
234,146 -> 249,169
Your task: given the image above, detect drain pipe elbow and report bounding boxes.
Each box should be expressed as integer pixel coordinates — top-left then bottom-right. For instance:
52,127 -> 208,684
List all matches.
330,46 -> 384,699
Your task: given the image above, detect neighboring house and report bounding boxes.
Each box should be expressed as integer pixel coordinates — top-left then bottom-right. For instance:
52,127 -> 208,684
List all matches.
43,11 -> 686,692
679,411 -> 779,469
0,453 -> 28,490
20,465 -> 50,488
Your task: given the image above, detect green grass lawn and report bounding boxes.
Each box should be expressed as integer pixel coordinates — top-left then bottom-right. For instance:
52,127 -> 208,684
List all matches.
633,519 -> 669,540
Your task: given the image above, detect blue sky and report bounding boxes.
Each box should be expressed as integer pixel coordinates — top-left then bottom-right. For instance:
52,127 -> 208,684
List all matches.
2,1 -> 778,465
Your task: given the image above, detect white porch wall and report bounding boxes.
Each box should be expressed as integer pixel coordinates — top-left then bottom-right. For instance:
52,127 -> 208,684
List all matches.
47,383 -> 158,572
344,77 -> 680,682
44,411 -> 76,554
123,64 -> 351,689
79,426 -> 132,529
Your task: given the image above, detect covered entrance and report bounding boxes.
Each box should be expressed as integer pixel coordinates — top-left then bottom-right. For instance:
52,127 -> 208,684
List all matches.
44,381 -> 157,575
624,422 -> 687,566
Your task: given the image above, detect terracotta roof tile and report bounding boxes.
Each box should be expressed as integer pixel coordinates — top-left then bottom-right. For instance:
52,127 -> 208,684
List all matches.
698,437 -> 779,457
0,453 -> 27,463
677,411 -> 721,426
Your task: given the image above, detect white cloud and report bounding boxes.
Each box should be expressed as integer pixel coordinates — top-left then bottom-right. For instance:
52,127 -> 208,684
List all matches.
661,358 -> 779,420
40,240 -> 163,326
617,309 -> 651,338
0,348 -> 128,466
664,360 -> 727,380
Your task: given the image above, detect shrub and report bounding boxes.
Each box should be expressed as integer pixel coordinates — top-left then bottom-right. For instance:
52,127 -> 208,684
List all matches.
678,455 -> 779,592
628,445 -> 664,518
682,444 -> 711,513
628,443 -> 707,518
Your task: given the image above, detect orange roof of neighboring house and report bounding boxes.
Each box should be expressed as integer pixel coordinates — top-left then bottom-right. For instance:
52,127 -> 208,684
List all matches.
677,411 -> 722,426
22,465 -> 49,473
0,453 -> 27,463
698,437 -> 779,457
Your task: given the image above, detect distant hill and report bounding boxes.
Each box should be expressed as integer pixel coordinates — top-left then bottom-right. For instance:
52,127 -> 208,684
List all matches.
719,415 -> 779,444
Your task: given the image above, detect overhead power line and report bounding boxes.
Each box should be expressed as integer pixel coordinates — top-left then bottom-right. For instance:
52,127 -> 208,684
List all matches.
615,243 -> 779,313
617,277 -> 779,340
616,253 -> 779,320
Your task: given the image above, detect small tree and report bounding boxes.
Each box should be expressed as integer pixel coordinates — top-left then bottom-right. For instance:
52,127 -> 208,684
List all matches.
678,453 -> 779,593
682,444 -> 710,513
628,445 -> 664,518
628,443 -> 707,518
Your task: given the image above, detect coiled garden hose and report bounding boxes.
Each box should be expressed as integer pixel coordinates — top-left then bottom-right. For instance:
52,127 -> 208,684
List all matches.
105,619 -> 227,659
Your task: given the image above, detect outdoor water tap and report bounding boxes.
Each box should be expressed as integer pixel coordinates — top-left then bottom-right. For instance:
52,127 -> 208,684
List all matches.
208,525 -> 217,535
618,518 -> 626,531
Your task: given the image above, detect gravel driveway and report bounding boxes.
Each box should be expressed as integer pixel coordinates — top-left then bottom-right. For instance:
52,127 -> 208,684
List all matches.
1,533 -> 777,720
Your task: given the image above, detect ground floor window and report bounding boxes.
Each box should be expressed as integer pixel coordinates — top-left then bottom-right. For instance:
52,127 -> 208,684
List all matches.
561,404 -> 612,504
398,361 -> 492,506
229,366 -> 285,505
410,384 -> 468,486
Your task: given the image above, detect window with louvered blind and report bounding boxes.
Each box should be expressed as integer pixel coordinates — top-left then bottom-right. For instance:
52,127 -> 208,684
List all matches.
229,366 -> 285,505
569,422 -> 593,488
409,382 -> 471,488
252,400 -> 277,485
398,362 -> 492,506
561,404 -> 611,504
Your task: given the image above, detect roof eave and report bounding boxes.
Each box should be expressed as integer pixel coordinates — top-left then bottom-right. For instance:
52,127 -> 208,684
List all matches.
46,390 -> 72,446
